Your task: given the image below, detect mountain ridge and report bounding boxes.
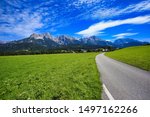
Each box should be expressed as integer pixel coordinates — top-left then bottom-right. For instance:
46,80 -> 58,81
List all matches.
0,33 -> 149,55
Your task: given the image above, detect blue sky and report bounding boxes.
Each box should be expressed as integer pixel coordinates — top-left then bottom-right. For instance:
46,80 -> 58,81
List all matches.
0,0 -> 150,41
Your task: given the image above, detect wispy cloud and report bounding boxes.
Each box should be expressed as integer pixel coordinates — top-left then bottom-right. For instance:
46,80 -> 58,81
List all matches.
113,33 -> 138,39
92,0 -> 150,19
3,0 -> 29,8
76,15 -> 150,37
0,10 -> 43,37
73,0 -> 102,7
0,0 -> 107,40
127,0 -> 150,12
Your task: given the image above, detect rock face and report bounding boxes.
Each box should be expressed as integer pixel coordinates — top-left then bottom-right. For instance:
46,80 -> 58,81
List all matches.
55,35 -> 80,45
29,33 -> 54,40
27,33 -> 79,46
81,36 -> 113,46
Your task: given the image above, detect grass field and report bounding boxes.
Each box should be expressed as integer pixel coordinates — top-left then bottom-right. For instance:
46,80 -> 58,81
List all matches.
106,45 -> 150,71
0,53 -> 101,100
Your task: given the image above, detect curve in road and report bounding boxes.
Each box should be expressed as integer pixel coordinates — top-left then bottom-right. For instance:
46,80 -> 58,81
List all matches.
96,53 -> 150,100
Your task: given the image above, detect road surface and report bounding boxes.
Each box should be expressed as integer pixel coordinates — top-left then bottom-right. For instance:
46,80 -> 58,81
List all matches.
96,53 -> 150,100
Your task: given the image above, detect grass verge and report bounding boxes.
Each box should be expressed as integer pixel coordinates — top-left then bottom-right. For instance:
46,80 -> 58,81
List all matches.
105,45 -> 150,71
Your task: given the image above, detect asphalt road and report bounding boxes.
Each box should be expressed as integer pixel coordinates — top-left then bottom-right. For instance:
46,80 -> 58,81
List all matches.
96,53 -> 150,100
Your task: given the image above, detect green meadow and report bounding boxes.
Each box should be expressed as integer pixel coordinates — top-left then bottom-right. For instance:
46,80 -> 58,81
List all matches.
106,45 -> 150,71
0,53 -> 102,100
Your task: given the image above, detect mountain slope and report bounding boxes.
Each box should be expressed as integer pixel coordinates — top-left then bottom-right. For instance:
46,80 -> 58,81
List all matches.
81,36 -> 113,46
114,38 -> 149,48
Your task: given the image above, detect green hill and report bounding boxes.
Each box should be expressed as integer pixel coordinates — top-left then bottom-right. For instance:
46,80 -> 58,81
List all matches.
106,45 -> 150,71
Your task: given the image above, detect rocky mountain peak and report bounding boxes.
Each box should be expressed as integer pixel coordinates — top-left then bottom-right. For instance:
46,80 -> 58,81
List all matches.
43,33 -> 52,39
30,33 -> 44,40
54,35 -> 77,45
89,35 -> 97,39
29,33 -> 53,40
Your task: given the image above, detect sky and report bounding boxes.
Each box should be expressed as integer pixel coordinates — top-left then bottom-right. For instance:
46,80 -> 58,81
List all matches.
0,0 -> 150,41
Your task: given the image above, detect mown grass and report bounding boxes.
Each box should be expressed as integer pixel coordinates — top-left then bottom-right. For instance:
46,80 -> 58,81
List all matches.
106,45 -> 150,71
0,53 -> 101,100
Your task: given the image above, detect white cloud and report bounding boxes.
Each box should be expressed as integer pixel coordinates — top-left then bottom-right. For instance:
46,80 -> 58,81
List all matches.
0,11 -> 43,37
113,33 -> 138,39
73,0 -> 101,7
4,0 -> 29,8
76,15 -> 150,37
92,8 -> 118,19
92,0 -> 150,19
127,0 -> 150,12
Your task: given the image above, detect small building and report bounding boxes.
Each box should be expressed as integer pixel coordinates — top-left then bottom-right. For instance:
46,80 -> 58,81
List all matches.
81,49 -> 87,53
102,49 -> 109,52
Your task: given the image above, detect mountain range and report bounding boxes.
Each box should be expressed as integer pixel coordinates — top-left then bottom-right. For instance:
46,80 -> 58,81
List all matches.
0,33 -> 149,54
